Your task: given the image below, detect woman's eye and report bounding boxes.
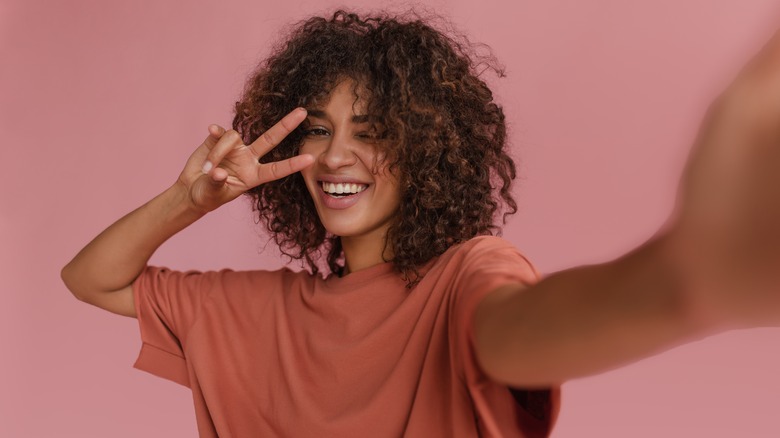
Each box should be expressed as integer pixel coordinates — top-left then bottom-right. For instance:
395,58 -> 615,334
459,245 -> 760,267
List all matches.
305,127 -> 329,136
357,131 -> 385,141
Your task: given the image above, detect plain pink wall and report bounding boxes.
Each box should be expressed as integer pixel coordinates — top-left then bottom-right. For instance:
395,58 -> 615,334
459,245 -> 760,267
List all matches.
3,0 -> 780,436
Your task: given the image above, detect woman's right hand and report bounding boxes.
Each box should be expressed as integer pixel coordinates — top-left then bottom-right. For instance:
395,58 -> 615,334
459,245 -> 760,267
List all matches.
177,107 -> 314,214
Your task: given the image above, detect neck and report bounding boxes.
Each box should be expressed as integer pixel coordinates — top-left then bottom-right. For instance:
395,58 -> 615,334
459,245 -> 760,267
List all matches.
341,228 -> 393,276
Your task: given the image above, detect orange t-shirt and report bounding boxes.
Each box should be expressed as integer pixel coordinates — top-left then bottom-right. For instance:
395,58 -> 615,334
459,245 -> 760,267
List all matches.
132,236 -> 561,437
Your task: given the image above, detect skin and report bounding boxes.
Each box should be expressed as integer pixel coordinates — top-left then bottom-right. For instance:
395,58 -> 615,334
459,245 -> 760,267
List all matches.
299,80 -> 401,274
474,28 -> 780,386
59,108 -> 315,317
62,29 -> 780,389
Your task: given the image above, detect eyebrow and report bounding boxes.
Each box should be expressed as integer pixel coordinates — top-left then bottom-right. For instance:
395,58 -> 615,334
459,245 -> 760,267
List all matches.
305,109 -> 378,124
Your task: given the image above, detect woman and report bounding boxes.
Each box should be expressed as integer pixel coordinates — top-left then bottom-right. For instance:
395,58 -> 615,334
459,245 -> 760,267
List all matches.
61,10 -> 780,438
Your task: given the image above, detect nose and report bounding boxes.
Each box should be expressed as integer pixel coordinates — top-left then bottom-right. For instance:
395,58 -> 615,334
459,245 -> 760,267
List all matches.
318,132 -> 358,170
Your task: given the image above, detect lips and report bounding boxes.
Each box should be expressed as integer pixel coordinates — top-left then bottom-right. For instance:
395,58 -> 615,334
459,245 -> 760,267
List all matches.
316,179 -> 370,210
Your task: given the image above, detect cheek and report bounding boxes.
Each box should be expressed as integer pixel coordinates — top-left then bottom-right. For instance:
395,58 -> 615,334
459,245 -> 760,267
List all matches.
300,168 -> 316,190
377,176 -> 402,207
299,141 -> 315,156
300,140 -> 329,167
372,163 -> 400,194
297,162 -> 318,195
358,149 -> 389,176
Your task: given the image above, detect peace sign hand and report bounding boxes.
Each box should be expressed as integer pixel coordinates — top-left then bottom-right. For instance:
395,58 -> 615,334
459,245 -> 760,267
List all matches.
178,108 -> 314,214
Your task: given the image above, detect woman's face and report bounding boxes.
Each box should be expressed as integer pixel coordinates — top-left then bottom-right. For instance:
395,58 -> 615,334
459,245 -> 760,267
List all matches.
299,79 -> 401,241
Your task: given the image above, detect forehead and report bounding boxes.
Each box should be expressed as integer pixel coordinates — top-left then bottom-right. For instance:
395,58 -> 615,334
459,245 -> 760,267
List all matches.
308,78 -> 371,113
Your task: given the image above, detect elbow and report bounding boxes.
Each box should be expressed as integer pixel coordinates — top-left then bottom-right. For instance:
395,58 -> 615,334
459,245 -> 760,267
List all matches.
60,263 -> 72,291
61,262 -> 86,302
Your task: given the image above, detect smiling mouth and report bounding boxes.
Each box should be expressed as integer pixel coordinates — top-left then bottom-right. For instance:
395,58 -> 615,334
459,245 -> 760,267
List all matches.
320,181 -> 369,197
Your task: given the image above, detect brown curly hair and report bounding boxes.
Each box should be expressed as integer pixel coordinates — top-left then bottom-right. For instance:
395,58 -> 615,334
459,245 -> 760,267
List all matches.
233,9 -> 517,284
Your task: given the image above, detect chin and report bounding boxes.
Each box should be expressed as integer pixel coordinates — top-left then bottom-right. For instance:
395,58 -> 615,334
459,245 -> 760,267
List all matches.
318,217 -> 367,238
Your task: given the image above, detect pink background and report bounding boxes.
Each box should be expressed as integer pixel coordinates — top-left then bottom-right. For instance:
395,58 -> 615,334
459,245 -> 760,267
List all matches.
3,0 -> 780,436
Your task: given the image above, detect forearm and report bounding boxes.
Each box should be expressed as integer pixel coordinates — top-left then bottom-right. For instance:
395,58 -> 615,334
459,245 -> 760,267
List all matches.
474,232 -> 717,387
61,182 -> 204,299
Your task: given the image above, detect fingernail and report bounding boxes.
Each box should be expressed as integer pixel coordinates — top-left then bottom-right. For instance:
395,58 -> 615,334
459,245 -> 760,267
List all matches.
297,107 -> 307,114
202,160 -> 213,173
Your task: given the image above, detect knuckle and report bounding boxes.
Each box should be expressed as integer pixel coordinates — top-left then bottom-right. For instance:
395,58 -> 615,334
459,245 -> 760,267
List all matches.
262,130 -> 277,146
209,130 -> 243,161
280,117 -> 297,132
223,130 -> 242,144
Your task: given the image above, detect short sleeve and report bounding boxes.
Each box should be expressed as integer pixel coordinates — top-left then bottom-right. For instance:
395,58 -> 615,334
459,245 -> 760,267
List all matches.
451,236 -> 561,437
451,237 -> 542,357
131,265 -> 220,387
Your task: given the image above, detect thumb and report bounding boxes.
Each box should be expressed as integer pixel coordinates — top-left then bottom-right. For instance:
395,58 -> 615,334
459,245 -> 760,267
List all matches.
204,165 -> 229,187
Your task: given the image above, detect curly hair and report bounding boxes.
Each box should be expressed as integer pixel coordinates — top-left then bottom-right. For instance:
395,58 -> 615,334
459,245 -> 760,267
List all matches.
233,9 -> 517,284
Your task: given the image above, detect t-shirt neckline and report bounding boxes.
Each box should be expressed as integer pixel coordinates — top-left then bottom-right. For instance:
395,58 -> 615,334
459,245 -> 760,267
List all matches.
322,261 -> 397,290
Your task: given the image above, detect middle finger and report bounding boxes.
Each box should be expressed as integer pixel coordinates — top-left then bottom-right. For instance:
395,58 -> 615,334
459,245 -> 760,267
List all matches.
248,108 -> 308,157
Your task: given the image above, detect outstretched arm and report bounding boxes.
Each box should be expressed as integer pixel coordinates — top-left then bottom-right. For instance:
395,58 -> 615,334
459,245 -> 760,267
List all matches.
475,28 -> 780,387
474,232 -> 699,387
61,110 -> 313,317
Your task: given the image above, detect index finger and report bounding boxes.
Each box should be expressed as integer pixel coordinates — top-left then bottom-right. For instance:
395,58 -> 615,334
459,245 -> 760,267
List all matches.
248,108 -> 308,157
256,153 -> 315,185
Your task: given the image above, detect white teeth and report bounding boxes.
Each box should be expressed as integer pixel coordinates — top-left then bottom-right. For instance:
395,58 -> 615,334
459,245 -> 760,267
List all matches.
321,181 -> 368,195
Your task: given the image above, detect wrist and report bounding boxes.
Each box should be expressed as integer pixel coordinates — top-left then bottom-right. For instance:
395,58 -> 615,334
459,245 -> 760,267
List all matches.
169,179 -> 211,218
162,181 -> 209,224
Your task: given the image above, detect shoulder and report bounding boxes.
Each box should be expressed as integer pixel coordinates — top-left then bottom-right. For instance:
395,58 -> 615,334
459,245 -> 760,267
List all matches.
448,235 -> 519,256
440,236 -> 536,273
421,235 -> 540,288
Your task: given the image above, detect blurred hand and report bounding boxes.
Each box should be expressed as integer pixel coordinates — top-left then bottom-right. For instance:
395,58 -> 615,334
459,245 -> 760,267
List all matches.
177,108 -> 314,214
671,29 -> 780,327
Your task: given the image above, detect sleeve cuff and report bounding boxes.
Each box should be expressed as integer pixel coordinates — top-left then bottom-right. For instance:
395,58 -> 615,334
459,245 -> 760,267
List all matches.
133,342 -> 190,388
